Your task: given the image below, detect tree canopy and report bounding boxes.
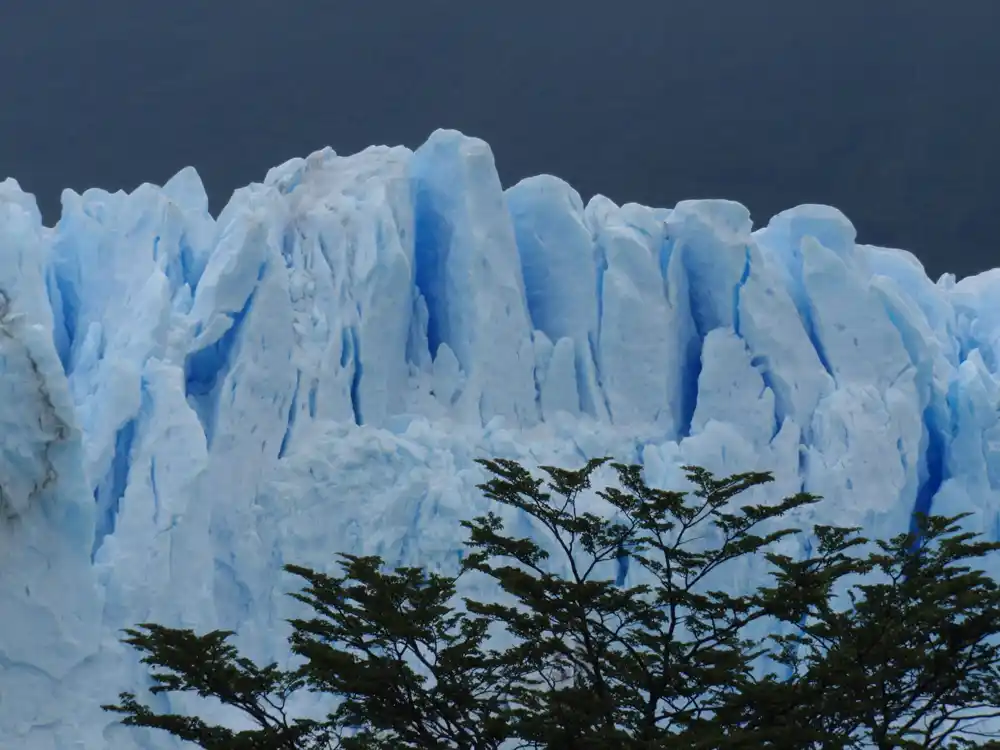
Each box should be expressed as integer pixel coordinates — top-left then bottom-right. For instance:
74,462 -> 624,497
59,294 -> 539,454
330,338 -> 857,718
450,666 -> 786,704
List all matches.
104,457 -> 1000,749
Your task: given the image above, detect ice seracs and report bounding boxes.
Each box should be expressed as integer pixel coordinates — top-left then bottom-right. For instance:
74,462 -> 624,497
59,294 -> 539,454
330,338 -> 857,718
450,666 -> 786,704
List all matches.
2,129 -> 1000,749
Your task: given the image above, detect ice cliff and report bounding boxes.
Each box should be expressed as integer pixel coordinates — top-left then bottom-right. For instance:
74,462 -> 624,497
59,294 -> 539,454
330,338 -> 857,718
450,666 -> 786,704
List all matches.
3,129 -> 1000,748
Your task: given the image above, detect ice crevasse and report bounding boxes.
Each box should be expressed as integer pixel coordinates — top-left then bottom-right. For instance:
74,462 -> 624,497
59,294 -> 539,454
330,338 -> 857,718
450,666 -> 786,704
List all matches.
2,128 -> 1000,748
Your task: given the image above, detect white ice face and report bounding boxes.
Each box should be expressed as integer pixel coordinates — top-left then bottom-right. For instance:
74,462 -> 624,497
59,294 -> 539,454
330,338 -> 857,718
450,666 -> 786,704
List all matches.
1,130 -> 997,749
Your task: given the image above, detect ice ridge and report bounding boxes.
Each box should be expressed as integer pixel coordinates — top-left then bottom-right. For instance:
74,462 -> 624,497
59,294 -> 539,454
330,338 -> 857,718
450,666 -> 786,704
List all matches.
1,129 -> 1000,748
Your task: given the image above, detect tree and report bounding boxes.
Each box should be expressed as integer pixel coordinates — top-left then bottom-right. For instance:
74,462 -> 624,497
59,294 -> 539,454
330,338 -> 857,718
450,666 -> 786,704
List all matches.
717,512 -> 1000,749
103,457 -> 1000,748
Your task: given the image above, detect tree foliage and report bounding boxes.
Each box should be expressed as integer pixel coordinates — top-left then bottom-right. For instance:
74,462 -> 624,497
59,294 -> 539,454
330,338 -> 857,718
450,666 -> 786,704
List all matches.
104,457 -> 1000,748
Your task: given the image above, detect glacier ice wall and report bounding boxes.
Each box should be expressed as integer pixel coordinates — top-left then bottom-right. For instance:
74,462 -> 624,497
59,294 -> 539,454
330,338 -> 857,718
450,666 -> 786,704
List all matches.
3,129 -> 1000,748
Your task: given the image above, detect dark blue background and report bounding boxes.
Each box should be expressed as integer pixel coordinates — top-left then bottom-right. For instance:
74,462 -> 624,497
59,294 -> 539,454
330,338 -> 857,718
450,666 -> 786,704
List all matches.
2,0 -> 997,279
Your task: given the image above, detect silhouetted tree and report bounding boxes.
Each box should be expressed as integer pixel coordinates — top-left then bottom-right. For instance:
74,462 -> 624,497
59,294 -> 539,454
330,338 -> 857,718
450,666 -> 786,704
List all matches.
714,512 -> 1000,749
104,457 -> 1000,748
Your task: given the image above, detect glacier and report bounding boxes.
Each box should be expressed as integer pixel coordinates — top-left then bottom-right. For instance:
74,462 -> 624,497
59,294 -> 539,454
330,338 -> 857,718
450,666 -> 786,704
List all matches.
2,128 -> 1000,748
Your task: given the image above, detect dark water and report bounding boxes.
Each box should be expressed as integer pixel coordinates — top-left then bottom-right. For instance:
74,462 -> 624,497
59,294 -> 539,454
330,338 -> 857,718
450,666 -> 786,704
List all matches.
1,0 -> 997,280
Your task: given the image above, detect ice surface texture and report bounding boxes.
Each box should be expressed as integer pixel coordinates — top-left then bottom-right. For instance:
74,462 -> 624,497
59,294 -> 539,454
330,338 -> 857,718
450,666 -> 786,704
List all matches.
2,129 -> 1000,748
